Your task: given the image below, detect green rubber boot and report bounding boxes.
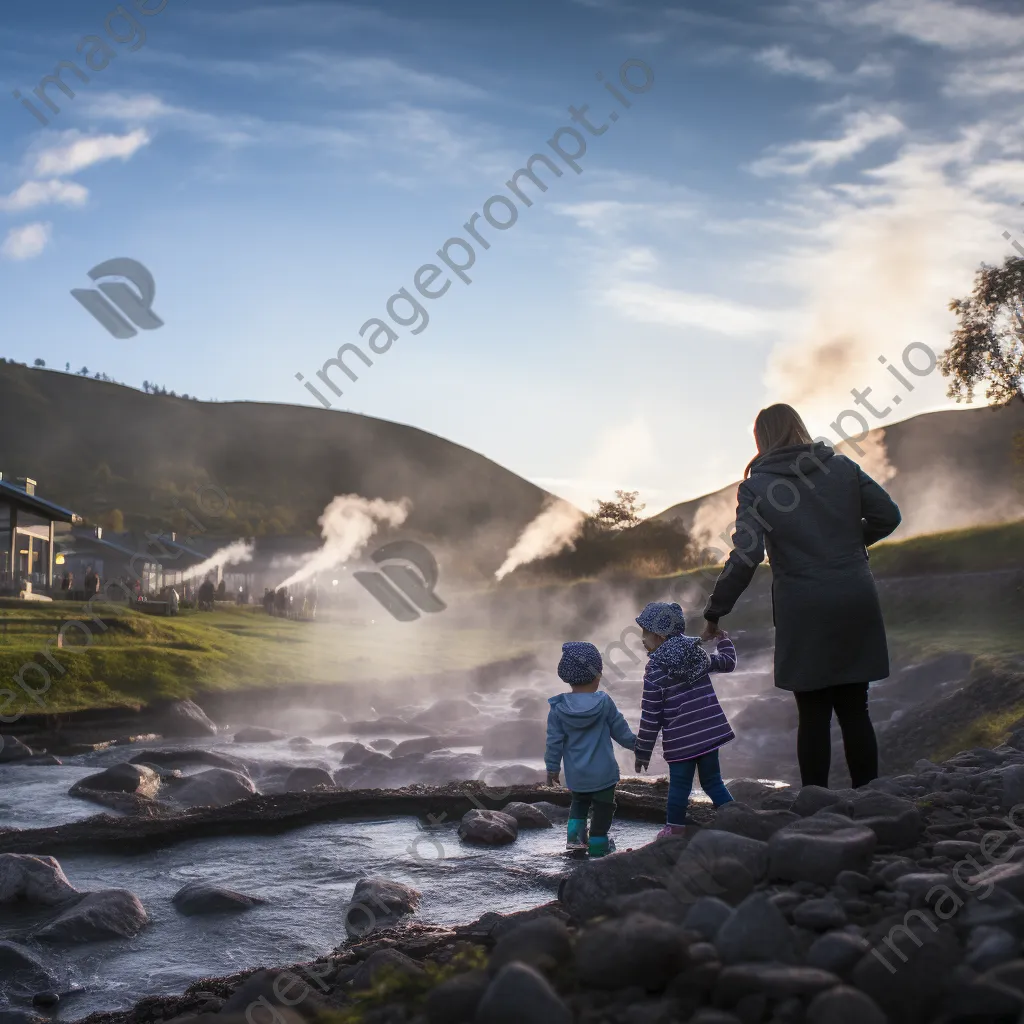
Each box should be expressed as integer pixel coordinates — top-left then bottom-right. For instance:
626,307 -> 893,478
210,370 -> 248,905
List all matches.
566,818 -> 588,850
588,836 -> 615,858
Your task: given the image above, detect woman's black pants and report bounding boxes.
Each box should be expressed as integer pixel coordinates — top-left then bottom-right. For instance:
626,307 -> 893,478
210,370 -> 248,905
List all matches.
793,682 -> 878,789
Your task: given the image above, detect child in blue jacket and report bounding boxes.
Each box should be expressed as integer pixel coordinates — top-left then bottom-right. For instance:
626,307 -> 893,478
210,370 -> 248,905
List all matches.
544,641 -> 637,857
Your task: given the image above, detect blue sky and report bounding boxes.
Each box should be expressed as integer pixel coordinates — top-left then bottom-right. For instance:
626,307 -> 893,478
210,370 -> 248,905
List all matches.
2,0 -> 1023,513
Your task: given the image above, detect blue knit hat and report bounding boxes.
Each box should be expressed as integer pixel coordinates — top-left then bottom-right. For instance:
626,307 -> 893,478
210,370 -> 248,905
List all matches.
636,601 -> 686,638
557,641 -> 603,685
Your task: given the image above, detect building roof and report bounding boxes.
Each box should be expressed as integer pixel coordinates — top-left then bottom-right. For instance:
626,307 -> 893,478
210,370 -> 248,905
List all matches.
0,479 -> 80,523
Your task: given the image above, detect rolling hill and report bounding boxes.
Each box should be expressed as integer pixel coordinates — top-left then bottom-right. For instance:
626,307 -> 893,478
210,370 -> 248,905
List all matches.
0,361 -> 552,572
655,402 -> 1024,544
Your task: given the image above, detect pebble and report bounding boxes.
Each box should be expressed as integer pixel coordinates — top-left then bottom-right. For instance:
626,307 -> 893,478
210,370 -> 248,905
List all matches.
475,962 -> 571,1024
715,893 -> 798,965
792,896 -> 847,930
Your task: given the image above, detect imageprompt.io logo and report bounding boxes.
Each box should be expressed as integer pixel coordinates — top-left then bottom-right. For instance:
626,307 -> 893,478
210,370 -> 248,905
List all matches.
355,541 -> 446,622
71,258 -> 164,339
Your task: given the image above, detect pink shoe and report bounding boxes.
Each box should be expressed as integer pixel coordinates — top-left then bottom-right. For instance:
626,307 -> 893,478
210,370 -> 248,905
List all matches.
657,825 -> 687,839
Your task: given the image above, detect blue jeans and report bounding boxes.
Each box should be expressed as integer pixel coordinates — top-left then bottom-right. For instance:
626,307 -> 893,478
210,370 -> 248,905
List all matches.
666,750 -> 733,826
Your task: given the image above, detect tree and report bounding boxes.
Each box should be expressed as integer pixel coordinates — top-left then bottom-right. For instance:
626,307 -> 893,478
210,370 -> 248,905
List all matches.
79,366 -> 89,376
33,358 -> 45,367
592,490 -> 646,531
943,256 -> 1024,405
65,362 -> 70,372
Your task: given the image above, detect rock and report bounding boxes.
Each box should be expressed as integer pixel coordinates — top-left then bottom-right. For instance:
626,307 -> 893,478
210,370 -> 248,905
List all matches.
391,736 -> 446,757
475,962 -> 571,1024
458,809 -> 518,845
892,872 -> 954,907
942,978 -> 1024,1020
984,958 -> 1024,994
666,829 -> 769,905
725,779 -> 794,810
792,786 -> 850,817
1000,765 -> 1024,809
351,948 -> 424,990
233,727 -> 286,743
288,737 -> 314,748
806,985 -> 887,1024
848,791 -> 922,849
966,925 -> 1019,971
158,699 -> 217,737
173,768 -> 256,807
768,813 -> 878,886
412,699 -> 482,728
484,763 -> 546,787
34,889 -> 148,943
344,877 -> 421,939
71,763 -> 161,799
975,862 -> 1024,903
0,1012 -> 46,1024
489,916 -> 572,975
575,913 -> 686,991
712,802 -> 799,841
0,940 -> 56,998
933,839 -> 983,859
327,741 -> 355,752
172,881 -> 266,915
851,919 -> 961,1023
417,751 -> 486,785
715,892 -> 798,965
960,888 -> 1024,938
0,854 -> 79,906
0,736 -> 34,762
340,743 -> 377,765
683,896 -> 733,941
792,896 -> 848,930
284,767 -> 334,792
367,738 -> 396,751
129,748 -> 248,773
607,889 -> 689,924
220,968 -> 326,1020
806,931 -> 870,977
713,963 -> 839,1004
530,801 -> 569,823
480,719 -> 546,759
30,994 -> 58,1009
500,802 -> 552,829
423,969 -> 488,1024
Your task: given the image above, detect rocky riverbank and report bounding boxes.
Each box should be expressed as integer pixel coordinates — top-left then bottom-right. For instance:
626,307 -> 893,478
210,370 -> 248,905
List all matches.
6,731 -> 1024,1024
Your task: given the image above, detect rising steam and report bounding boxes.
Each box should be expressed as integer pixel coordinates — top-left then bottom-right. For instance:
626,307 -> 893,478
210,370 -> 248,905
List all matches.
275,495 -> 411,589
495,499 -> 586,581
182,540 -> 255,582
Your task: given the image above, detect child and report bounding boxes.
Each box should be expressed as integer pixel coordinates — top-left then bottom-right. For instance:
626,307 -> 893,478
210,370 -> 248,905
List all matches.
544,641 -> 637,857
632,602 -> 736,837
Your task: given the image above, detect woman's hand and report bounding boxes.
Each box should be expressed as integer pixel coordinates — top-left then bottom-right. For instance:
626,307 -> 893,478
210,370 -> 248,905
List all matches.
546,771 -> 560,787
635,758 -> 648,773
701,619 -> 723,641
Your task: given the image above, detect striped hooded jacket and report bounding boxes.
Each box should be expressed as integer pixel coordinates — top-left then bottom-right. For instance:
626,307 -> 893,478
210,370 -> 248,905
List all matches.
634,634 -> 736,765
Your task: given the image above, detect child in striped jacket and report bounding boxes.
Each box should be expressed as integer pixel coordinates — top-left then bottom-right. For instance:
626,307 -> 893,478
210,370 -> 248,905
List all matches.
632,601 -> 737,837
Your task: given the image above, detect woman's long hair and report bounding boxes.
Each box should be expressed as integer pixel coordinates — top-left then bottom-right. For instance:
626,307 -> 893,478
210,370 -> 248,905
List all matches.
744,403 -> 813,478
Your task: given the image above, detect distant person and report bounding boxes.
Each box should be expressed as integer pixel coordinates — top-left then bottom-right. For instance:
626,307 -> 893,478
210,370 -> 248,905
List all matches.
84,568 -> 100,596
544,642 -> 636,858
275,587 -> 287,617
307,580 -> 318,620
632,602 -> 737,837
60,572 -> 70,592
703,403 -> 901,790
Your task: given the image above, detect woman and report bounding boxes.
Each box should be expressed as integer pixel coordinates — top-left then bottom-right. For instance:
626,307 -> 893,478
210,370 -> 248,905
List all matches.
702,404 -> 901,789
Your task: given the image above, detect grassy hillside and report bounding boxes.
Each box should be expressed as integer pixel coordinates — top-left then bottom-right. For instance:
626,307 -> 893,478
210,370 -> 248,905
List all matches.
0,362 -> 551,566
868,518 -> 1024,577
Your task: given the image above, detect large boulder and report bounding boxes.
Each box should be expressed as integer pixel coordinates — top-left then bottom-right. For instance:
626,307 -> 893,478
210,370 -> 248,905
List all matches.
474,963 -> 571,1024
575,913 -> 687,991
666,828 -> 769,905
391,736 -> 446,758
769,813 -> 878,886
219,968 -> 327,1021
0,855 -> 79,906
233,727 -> 286,744
481,720 -> 546,759
284,767 -> 334,792
172,881 -> 266,915
411,699 -> 482,729
715,891 -> 799,964
156,699 -> 217,738
418,751 -> 486,785
129,749 -> 248,773
71,763 -> 161,799
34,889 -> 148,943
847,791 -> 922,849
172,768 -> 256,807
458,809 -> 519,845
489,917 -> 572,976
713,801 -> 799,841
344,878 -> 421,939
0,736 -> 34,763
0,940 -> 57,999
501,802 -> 553,829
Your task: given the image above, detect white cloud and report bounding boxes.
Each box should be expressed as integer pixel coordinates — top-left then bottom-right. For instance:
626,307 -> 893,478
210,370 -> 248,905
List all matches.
817,0 -> 1024,51
947,53 -> 1024,97
2,222 -> 52,260
0,179 -> 88,212
755,46 -> 839,82
289,53 -> 487,100
602,281 -> 784,336
749,110 -> 905,176
32,129 -> 150,177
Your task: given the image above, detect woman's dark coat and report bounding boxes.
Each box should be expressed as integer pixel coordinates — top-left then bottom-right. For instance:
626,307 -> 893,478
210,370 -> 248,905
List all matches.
704,442 -> 901,693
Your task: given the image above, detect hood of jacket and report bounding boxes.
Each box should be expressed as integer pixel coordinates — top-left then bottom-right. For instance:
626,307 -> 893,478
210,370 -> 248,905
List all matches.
749,441 -> 835,480
648,634 -> 711,686
548,691 -> 610,729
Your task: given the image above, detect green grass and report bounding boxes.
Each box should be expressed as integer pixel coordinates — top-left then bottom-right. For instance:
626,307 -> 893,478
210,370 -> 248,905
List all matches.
0,602 -> 535,716
868,519 -> 1024,577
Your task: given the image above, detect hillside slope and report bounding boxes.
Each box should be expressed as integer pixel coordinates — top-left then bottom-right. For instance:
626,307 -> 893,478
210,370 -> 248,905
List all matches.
655,402 -> 1024,541
0,362 -> 551,566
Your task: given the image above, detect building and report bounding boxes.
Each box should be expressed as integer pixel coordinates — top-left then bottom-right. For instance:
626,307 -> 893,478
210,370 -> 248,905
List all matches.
0,474 -> 81,594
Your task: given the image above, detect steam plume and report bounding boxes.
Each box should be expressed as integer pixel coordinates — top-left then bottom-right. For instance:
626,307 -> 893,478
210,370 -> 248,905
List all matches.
495,499 -> 586,581
182,540 -> 254,582
276,494 -> 411,589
